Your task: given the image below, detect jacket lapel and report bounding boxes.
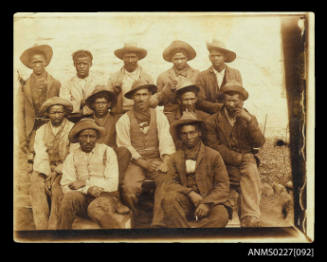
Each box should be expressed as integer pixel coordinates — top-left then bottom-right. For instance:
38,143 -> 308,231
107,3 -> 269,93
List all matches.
195,143 -> 207,196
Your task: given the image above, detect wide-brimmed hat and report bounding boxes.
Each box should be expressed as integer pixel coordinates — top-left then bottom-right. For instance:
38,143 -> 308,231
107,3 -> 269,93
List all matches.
124,79 -> 157,100
175,79 -> 200,97
206,40 -> 236,63
85,85 -> 117,109
114,42 -> 147,60
163,40 -> 196,62
40,96 -> 73,116
220,80 -> 249,100
171,112 -> 204,135
20,44 -> 53,69
68,118 -> 105,143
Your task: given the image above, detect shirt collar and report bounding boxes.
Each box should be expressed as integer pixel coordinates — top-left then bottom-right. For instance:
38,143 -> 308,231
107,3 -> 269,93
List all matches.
172,64 -> 190,77
122,65 -> 141,75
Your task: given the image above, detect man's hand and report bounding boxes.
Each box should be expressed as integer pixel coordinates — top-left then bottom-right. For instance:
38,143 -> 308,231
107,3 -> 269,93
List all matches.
148,159 -> 162,173
87,186 -> 104,198
188,191 -> 203,207
68,180 -> 86,190
235,108 -> 252,122
195,203 -> 210,219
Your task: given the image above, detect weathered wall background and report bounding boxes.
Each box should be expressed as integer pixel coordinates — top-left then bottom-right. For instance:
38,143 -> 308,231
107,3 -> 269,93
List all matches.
14,13 -> 289,138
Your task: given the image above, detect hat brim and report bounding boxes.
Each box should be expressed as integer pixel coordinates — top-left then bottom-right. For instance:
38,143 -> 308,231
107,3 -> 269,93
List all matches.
171,118 -> 205,140
207,44 -> 236,63
20,45 -> 53,69
124,84 -> 157,99
163,43 -> 196,62
114,47 -> 147,60
69,122 -> 106,143
176,85 -> 200,97
40,99 -> 73,116
85,90 -> 117,109
222,87 -> 249,101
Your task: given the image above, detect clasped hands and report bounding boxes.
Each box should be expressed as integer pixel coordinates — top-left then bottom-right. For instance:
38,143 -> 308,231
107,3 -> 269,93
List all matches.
188,191 -> 210,220
68,180 -> 104,198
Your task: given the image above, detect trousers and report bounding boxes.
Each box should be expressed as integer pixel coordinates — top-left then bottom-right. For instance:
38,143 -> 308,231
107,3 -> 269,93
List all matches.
30,171 -> 63,230
113,146 -> 131,184
161,190 -> 229,228
57,191 -> 125,230
226,153 -> 262,220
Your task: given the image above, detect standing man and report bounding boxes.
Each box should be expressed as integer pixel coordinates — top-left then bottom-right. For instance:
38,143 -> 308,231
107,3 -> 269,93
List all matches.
17,44 -> 61,159
196,40 -> 243,114
57,118 -> 130,229
107,43 -> 153,115
205,81 -> 265,227
85,85 -> 131,183
115,80 -> 175,224
150,40 -> 199,113
161,114 -> 231,228
31,97 -> 75,230
60,50 -> 104,121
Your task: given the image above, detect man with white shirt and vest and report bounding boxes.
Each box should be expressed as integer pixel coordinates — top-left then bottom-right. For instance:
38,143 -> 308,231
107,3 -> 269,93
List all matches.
57,118 -> 129,229
107,43 -> 153,115
59,50 -> 105,121
196,40 -> 243,114
115,80 -> 176,224
31,97 -> 74,230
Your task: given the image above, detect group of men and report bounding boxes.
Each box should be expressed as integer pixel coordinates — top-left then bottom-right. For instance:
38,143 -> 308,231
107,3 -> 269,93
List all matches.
16,39 -> 265,230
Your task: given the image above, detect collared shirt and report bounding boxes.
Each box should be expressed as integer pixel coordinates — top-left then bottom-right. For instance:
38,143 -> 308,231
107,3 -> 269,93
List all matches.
213,67 -> 226,88
115,108 -> 176,160
33,118 -> 75,176
60,71 -> 105,114
121,66 -> 142,111
60,143 -> 119,194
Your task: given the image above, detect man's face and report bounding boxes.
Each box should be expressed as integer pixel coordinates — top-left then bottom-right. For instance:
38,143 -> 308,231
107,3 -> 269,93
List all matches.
123,53 -> 139,72
93,97 -> 111,117
209,50 -> 225,69
78,129 -> 98,153
133,88 -> 151,111
171,52 -> 188,71
179,124 -> 201,149
74,56 -> 92,78
30,54 -> 46,75
224,93 -> 243,116
180,91 -> 197,111
48,105 -> 65,127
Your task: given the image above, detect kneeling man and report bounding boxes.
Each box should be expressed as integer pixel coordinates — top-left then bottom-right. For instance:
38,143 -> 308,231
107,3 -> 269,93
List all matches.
57,118 -> 129,229
162,113 -> 231,228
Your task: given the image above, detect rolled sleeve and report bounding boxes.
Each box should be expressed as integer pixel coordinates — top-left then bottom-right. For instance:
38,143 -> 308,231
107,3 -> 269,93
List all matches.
33,127 -> 51,176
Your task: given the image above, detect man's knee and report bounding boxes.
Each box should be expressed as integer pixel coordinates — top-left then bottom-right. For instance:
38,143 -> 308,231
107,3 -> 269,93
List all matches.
61,191 -> 85,211
115,147 -> 132,162
209,204 -> 229,227
87,196 -> 115,218
162,191 -> 185,209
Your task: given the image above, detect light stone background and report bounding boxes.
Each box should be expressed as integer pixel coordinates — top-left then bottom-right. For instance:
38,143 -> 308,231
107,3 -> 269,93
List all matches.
14,12 -> 289,140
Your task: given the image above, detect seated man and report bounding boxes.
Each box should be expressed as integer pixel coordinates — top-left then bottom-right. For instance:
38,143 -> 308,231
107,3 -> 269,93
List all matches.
205,80 -> 265,227
57,118 -> 129,229
115,80 -> 176,225
161,113 -> 231,228
85,85 -> 131,183
31,97 -> 74,230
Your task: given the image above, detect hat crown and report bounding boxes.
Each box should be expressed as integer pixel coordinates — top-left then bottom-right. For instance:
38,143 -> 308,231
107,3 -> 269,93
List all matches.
131,79 -> 152,90
176,79 -> 196,91
207,39 -> 226,50
92,85 -> 108,94
223,80 -> 243,89
40,96 -> 73,115
179,111 -> 199,121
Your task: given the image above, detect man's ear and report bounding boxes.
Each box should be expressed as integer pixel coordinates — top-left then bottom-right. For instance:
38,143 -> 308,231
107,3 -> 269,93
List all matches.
198,130 -> 202,137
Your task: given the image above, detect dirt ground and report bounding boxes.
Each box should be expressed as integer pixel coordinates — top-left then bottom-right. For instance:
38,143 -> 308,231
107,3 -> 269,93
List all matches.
13,137 -> 294,231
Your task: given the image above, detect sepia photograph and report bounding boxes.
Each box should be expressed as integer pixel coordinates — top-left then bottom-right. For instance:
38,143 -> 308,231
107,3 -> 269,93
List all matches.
13,12 -> 314,243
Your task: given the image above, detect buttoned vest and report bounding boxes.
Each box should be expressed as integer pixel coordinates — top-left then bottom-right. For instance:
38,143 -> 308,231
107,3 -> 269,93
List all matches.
127,109 -> 160,159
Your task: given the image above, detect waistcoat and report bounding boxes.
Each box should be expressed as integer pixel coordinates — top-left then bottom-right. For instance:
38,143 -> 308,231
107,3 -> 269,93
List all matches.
127,108 -> 160,159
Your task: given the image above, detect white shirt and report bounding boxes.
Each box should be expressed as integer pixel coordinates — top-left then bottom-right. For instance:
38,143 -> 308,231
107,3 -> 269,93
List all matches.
213,67 -> 226,88
121,66 -> 141,111
60,143 -> 119,194
115,108 -> 176,160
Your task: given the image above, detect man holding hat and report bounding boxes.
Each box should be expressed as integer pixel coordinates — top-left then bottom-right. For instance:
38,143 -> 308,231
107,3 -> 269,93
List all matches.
57,118 -> 130,229
196,40 -> 243,114
115,79 -> 175,224
150,40 -> 200,113
60,50 -> 105,120
31,96 -> 75,230
17,44 -> 61,158
85,85 -> 131,184
161,113 -> 231,228
107,43 -> 153,115
205,80 -> 265,227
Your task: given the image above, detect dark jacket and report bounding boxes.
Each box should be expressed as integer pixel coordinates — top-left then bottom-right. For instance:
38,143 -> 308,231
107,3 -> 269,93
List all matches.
166,142 -> 230,206
196,65 -> 242,114
205,106 -> 265,167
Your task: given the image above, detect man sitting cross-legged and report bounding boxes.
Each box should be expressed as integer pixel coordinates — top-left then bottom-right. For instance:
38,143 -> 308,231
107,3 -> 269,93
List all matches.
57,118 -> 129,230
